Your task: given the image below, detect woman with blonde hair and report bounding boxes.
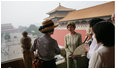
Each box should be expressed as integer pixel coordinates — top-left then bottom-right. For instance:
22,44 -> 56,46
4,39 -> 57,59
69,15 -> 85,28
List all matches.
65,22 -> 82,68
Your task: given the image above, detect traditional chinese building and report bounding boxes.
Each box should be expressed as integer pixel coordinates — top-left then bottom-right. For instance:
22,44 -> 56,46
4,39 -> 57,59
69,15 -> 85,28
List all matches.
1,1 -> 115,68
1,23 -> 18,33
48,1 -> 115,46
59,1 -> 115,31
45,3 -> 75,23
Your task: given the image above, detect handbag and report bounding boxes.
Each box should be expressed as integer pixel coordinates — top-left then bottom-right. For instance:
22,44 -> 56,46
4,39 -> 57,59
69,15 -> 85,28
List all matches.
32,56 -> 43,68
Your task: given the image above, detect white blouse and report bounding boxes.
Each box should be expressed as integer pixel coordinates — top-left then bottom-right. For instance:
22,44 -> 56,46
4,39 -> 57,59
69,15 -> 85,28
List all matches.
87,35 -> 100,59
89,44 -> 115,68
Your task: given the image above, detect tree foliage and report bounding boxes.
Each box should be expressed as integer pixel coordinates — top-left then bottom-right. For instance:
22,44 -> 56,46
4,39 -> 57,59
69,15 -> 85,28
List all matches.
4,33 -> 10,40
26,24 -> 42,36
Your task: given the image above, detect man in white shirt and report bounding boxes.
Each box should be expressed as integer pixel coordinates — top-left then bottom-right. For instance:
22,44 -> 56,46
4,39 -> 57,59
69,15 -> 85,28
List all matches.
84,18 -> 105,59
89,21 -> 115,68
86,35 -> 100,59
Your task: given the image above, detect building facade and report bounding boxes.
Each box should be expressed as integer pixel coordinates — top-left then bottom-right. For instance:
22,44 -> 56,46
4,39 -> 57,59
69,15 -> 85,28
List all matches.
49,2 -> 115,46
59,1 -> 115,32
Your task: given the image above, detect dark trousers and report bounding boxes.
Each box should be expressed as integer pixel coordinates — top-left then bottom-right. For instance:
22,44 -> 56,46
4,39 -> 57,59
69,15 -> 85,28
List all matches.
42,59 -> 56,68
76,56 -> 89,68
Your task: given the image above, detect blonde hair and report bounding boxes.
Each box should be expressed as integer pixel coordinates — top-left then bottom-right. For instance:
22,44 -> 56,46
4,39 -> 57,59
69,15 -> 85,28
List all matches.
67,22 -> 76,29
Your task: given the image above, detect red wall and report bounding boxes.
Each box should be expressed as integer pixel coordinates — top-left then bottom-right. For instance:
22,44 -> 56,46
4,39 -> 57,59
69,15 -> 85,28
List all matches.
51,29 -> 86,47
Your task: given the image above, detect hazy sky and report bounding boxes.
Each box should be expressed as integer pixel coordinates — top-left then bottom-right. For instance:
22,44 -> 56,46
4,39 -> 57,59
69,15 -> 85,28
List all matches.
1,1 -> 110,28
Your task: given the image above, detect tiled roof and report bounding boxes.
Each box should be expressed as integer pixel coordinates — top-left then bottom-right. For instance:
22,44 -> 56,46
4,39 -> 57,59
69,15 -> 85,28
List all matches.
1,23 -> 14,30
47,4 -> 75,14
44,14 -> 65,20
59,1 -> 115,22
1,29 -> 18,33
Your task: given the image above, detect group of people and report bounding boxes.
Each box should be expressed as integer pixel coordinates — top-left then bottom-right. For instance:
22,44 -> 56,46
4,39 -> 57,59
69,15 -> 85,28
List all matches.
20,14 -> 115,68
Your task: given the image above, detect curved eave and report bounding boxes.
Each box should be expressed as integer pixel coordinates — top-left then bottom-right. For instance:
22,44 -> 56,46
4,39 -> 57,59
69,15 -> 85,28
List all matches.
59,14 -> 112,22
59,2 -> 115,22
44,16 -> 64,20
47,5 -> 75,14
47,10 -> 75,14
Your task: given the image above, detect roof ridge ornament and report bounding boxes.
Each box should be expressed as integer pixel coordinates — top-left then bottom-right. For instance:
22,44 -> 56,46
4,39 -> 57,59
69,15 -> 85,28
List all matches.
59,3 -> 61,6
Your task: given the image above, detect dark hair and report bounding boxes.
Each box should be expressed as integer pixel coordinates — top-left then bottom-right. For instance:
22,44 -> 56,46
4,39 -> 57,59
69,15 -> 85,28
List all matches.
67,22 -> 76,29
22,31 -> 28,37
89,18 -> 105,27
93,21 -> 115,46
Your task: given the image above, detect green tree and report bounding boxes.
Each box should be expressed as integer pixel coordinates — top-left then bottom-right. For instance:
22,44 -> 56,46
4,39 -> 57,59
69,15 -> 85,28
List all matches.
26,24 -> 42,36
1,33 -> 4,38
4,33 -> 10,40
